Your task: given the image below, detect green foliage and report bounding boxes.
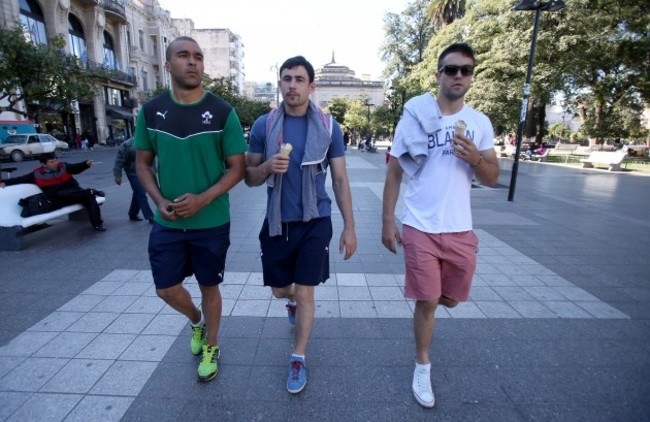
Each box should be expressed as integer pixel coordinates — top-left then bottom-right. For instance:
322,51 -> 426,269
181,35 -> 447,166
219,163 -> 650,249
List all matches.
547,123 -> 572,141
204,76 -> 270,128
0,24 -> 100,119
324,97 -> 351,124
344,99 -> 370,132
144,83 -> 170,101
427,0 -> 466,28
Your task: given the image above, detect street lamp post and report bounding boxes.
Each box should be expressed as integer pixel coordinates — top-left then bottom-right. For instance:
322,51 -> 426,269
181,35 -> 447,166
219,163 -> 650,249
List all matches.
270,63 -> 279,107
507,0 -> 565,202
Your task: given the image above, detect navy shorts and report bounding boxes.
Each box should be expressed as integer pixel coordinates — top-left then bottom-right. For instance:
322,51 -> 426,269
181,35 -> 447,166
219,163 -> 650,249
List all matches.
148,222 -> 230,289
259,217 -> 332,288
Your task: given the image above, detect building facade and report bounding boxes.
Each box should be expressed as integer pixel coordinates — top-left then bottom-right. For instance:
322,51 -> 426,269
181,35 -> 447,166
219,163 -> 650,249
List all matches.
311,56 -> 384,111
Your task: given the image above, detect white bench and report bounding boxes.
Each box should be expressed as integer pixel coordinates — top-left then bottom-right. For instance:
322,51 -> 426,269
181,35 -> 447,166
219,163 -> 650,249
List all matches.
580,151 -> 627,171
523,148 -> 551,162
0,183 -> 105,250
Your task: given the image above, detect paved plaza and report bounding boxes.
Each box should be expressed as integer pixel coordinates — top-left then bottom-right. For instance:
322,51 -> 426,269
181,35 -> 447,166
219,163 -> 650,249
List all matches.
1,148 -> 648,421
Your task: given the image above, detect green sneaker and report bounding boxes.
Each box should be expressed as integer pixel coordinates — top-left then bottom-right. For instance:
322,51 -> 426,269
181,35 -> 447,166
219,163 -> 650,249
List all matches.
190,322 -> 206,355
197,344 -> 220,382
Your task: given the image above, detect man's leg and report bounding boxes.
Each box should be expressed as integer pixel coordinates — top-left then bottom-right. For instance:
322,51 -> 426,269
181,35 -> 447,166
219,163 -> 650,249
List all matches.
412,299 -> 437,408
128,191 -> 140,219
156,284 -> 201,324
198,284 -> 222,347
128,174 -> 154,220
293,284 -> 315,356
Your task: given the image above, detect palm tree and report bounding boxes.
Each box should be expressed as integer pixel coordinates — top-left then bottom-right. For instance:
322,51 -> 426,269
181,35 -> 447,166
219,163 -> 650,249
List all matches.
426,0 -> 466,28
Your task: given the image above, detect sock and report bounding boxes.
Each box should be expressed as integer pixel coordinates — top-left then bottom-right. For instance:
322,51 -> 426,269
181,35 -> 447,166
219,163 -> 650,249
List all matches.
287,300 -> 297,306
291,353 -> 305,362
190,312 -> 204,327
415,362 -> 431,372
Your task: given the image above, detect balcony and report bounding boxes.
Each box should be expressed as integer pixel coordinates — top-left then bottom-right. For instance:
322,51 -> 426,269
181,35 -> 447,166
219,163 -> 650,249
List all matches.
99,0 -> 127,23
88,61 -> 137,87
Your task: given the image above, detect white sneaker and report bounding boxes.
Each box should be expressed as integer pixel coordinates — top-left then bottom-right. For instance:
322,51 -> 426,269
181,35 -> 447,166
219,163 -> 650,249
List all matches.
412,366 -> 435,408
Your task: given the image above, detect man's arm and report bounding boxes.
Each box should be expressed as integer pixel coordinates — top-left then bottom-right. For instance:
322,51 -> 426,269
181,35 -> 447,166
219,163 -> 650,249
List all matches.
66,161 -> 92,174
0,172 -> 36,187
170,153 -> 246,219
245,152 -> 289,187
382,158 -> 404,254
472,149 -> 499,187
136,149 -> 176,221
113,145 -> 126,184
329,156 -> 357,260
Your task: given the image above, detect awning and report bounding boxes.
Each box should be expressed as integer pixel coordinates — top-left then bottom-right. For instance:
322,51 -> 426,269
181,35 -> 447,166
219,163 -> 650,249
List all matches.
107,108 -> 134,120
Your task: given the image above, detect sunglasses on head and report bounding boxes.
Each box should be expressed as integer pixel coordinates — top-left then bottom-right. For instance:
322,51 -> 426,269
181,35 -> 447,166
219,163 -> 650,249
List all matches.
438,65 -> 474,77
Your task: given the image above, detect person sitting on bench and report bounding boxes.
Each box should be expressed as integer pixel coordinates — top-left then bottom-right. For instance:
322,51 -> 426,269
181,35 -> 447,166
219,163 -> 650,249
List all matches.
0,153 -> 106,232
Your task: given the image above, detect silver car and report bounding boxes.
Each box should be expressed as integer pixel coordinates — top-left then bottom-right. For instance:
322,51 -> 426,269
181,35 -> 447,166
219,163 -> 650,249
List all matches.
0,133 -> 69,162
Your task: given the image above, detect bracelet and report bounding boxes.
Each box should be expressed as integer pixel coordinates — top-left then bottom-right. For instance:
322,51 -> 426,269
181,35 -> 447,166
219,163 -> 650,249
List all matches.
471,155 -> 484,168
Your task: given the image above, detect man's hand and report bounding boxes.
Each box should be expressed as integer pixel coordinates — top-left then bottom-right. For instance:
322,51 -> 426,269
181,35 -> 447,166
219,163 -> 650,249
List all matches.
452,133 -> 480,167
168,193 -> 208,219
339,227 -> 357,260
115,176 -> 122,186
266,154 -> 290,174
86,160 -> 94,167
381,220 -> 401,254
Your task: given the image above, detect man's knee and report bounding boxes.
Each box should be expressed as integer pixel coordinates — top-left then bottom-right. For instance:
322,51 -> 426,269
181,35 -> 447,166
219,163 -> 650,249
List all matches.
156,284 -> 183,302
439,295 -> 459,308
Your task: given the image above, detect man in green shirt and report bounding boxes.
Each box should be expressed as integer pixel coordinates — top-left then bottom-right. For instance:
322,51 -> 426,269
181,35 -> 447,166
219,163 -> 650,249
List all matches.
134,36 -> 247,382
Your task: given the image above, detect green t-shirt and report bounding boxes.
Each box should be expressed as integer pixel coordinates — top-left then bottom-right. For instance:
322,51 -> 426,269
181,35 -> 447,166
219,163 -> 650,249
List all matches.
134,91 -> 247,229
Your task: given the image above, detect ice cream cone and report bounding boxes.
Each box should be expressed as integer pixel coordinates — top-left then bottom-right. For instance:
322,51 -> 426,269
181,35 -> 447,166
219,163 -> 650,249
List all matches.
280,143 -> 293,157
454,120 -> 467,136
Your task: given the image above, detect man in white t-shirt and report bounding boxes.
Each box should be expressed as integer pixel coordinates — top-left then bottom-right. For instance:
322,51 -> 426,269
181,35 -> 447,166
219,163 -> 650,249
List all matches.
382,43 -> 499,408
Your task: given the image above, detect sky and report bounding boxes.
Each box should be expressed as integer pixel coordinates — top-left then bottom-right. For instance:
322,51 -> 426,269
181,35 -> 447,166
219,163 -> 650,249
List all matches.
157,0 -> 412,83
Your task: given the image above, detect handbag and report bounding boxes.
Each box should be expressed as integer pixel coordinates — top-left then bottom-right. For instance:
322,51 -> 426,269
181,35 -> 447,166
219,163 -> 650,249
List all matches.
18,193 -> 56,217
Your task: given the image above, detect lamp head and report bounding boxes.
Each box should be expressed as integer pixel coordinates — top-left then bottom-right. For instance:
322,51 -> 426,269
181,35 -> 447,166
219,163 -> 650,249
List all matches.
541,0 -> 565,11
513,0 -> 539,11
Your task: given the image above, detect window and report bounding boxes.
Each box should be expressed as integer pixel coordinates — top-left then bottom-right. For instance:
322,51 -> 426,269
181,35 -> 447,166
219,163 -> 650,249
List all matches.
103,31 -> 119,70
103,87 -> 124,107
19,0 -> 47,45
68,15 -> 87,65
141,69 -> 149,92
138,30 -> 144,50
151,35 -> 157,57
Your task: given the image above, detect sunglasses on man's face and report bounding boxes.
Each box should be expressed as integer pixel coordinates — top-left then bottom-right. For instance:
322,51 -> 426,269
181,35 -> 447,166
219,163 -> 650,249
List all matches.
438,65 -> 474,77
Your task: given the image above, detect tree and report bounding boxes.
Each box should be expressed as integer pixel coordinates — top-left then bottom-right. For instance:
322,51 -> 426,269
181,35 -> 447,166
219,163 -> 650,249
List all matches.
205,76 -> 270,128
427,0 -> 466,28
0,25 -> 100,121
325,97 -> 351,125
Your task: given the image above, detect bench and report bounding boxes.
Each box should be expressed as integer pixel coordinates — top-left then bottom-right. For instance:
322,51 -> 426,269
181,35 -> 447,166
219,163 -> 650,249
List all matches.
0,184 -> 106,250
522,148 -> 550,162
580,151 -> 627,171
553,143 -> 579,154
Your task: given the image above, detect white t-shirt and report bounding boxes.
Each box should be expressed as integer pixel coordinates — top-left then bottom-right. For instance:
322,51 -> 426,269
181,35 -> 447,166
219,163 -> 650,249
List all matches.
390,104 -> 494,233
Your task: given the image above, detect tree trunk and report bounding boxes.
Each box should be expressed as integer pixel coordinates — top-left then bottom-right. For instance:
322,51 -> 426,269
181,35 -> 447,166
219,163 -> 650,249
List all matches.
535,101 -> 546,144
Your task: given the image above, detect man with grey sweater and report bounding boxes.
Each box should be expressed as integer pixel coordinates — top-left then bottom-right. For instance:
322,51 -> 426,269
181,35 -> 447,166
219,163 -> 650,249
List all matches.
245,56 -> 357,395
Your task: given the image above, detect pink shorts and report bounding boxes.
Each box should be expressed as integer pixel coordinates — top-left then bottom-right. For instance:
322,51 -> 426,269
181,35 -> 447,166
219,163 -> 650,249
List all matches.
401,225 -> 479,301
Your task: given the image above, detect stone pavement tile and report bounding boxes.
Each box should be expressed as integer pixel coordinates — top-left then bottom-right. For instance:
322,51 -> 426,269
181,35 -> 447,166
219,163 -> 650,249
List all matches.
0,357 -> 69,392
220,316 -> 265,339
508,274 -> 547,287
0,356 -> 25,379
141,314 -> 187,336
315,301 -> 341,318
27,311 -> 85,332
492,286 -> 535,301
65,395 -> 134,422
447,302 -> 487,319
336,273 -> 367,286
124,297 -> 165,314
542,301 -> 592,318
536,274 -> 575,287
119,335 -> 176,361
252,338 -> 290,366
128,271 -> 153,283
33,332 -> 98,358
66,312 -> 118,333
260,317 -> 294,339
552,286 -> 600,301
219,337 -> 259,365
80,281 -> 124,295
220,284 -> 244,299
90,360 -> 158,396
475,262 -> 501,275
91,295 -> 139,313
266,298 -> 289,318
0,391 -> 32,421
231,299 -> 270,317
369,286 -> 404,300
100,269 -> 140,282
39,358 -> 112,393
469,286 -> 502,301
112,282 -> 150,296
340,301 -> 377,318
58,295 -> 105,312
238,285 -> 270,300
576,301 -> 629,319
120,397 -> 187,422
221,299 -> 236,316
246,272 -> 264,286
0,331 -> 58,357
338,286 -> 372,300
522,286 -> 567,301
474,301 -> 522,318
5,392 -> 82,422
509,300 -> 556,318
104,313 -> 155,334
309,338 -> 412,367
365,273 -> 400,286
76,333 -> 136,360
314,285 -> 338,300
223,271 -> 250,285
374,301 -> 412,318
481,274 -> 518,287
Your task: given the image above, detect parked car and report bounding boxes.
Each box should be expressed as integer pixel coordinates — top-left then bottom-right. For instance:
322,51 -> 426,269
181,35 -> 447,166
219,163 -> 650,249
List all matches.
0,133 -> 69,162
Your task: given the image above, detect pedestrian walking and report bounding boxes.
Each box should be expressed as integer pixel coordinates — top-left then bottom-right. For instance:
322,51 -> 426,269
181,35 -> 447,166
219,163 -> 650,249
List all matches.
113,138 -> 154,223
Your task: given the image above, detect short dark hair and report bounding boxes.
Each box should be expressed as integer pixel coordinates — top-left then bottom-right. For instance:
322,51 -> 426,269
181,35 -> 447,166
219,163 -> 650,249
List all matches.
39,152 -> 56,163
280,56 -> 315,83
437,43 -> 476,70
166,36 -> 199,61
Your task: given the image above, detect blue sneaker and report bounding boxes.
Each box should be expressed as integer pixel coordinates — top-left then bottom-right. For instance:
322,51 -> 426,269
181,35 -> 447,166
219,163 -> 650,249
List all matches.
287,357 -> 307,394
286,303 -> 296,325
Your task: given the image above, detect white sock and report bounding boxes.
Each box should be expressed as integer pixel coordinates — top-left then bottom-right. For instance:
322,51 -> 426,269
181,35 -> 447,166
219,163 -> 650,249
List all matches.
190,312 -> 204,327
287,300 -> 297,306
291,353 -> 305,362
415,362 -> 431,372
